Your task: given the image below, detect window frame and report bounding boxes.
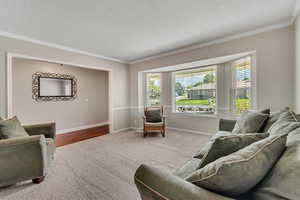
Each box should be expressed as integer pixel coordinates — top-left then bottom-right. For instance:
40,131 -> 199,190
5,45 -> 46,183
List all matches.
171,54 -> 257,117
171,65 -> 218,115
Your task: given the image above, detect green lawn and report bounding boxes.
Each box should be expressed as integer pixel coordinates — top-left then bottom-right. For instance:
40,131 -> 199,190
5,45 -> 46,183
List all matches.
176,98 -> 250,112
176,99 -> 210,106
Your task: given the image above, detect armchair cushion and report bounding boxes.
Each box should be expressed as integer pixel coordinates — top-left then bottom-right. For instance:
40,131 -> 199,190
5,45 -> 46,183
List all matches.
186,134 -> 287,198
198,133 -> 269,168
0,116 -> 29,139
145,109 -> 162,123
232,111 -> 269,134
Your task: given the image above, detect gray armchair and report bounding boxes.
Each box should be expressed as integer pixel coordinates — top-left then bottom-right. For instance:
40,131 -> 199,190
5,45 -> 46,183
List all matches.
0,122 -> 56,187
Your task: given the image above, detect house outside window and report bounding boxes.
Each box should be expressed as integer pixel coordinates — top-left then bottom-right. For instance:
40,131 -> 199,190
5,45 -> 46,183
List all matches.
174,66 -> 217,114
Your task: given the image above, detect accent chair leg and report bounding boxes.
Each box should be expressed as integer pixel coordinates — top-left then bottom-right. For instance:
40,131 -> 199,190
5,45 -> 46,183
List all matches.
32,176 -> 45,184
161,129 -> 165,137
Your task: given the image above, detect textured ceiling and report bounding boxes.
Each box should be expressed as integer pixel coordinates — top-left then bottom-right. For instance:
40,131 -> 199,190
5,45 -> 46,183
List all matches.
0,0 -> 297,62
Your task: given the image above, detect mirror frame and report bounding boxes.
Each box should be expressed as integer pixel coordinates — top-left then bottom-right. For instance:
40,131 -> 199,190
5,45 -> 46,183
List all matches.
32,72 -> 77,102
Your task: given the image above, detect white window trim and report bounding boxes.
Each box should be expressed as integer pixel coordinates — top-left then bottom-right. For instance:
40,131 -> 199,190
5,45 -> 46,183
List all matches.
172,65 -> 218,115
170,53 -> 257,117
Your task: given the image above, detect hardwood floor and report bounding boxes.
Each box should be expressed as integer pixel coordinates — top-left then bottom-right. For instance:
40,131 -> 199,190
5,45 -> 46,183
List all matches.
56,124 -> 109,147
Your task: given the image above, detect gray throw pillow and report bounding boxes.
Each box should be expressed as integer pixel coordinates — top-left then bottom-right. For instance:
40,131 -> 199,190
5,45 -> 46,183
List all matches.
232,111 -> 269,134
252,128 -> 300,200
262,107 -> 290,132
193,131 -> 232,159
0,116 -> 29,139
145,109 -> 162,123
186,134 -> 287,198
198,133 -> 269,168
268,111 -> 300,135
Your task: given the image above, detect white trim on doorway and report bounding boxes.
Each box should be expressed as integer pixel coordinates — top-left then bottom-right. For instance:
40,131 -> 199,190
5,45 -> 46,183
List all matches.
6,52 -> 114,133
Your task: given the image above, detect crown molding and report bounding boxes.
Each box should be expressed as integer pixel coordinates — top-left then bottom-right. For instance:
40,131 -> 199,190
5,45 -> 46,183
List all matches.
129,21 -> 292,65
0,30 -> 127,64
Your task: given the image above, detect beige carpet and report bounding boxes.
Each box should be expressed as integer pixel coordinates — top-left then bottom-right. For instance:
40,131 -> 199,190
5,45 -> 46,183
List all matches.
0,130 -> 210,200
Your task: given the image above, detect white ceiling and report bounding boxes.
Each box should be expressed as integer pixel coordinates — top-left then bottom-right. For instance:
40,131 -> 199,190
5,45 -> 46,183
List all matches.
0,0 -> 297,63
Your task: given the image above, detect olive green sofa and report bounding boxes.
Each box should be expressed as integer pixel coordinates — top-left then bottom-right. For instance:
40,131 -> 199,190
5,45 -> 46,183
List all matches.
0,122 -> 56,187
135,116 -> 300,200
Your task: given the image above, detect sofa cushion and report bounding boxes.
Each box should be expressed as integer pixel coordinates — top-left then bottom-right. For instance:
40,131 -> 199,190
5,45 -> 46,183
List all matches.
198,133 -> 269,168
194,131 -> 232,159
252,128 -> 300,200
186,134 -> 287,198
268,111 -> 300,135
232,111 -> 269,134
173,158 -> 202,179
0,116 -> 29,139
145,109 -> 162,123
263,107 -> 290,132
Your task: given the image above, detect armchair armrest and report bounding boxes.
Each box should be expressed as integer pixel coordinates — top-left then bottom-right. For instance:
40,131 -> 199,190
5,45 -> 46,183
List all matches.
219,119 -> 236,132
24,122 -> 56,139
134,164 -> 233,200
0,135 -> 48,186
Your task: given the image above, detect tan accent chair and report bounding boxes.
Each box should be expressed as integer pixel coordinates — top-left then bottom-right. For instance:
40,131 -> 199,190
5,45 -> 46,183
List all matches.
143,106 -> 166,137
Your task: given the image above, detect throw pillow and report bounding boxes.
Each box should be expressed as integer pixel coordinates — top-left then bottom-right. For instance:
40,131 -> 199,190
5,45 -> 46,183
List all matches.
198,133 -> 269,168
262,107 -> 290,132
145,109 -> 162,123
0,116 -> 29,139
186,134 -> 287,198
193,131 -> 232,159
232,111 -> 269,134
268,111 -> 300,135
252,128 -> 300,200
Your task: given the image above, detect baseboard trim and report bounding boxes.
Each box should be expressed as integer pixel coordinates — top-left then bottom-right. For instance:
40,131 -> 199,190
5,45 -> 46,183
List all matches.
167,127 -> 213,136
128,126 -> 213,136
56,124 -> 109,147
57,122 -> 110,134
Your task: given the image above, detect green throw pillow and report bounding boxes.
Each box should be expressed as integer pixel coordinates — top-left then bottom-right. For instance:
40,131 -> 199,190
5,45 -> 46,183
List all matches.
232,111 -> 269,134
198,133 -> 269,168
268,111 -> 300,135
186,134 -> 287,198
262,107 -> 290,132
0,116 -> 29,139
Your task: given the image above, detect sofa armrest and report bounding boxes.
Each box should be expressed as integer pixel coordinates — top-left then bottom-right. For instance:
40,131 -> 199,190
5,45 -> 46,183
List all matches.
0,135 -> 48,186
24,122 -> 56,139
219,119 -> 236,132
134,164 -> 233,200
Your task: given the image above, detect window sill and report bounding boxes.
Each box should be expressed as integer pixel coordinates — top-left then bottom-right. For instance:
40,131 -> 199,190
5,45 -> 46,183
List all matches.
170,112 -> 240,120
171,112 -> 219,118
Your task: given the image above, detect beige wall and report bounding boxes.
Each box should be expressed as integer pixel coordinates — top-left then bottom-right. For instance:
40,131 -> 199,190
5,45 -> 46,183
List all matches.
12,58 -> 108,131
0,36 -> 130,132
130,26 -> 295,133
